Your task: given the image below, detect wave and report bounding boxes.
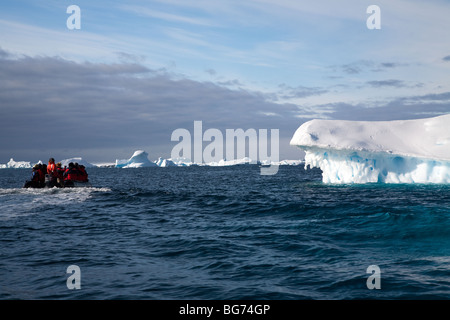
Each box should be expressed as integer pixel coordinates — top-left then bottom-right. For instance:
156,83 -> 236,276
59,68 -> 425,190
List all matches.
0,187 -> 111,220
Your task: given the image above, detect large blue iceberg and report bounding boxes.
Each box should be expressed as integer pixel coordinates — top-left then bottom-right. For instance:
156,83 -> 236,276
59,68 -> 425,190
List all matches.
290,114 -> 450,183
115,150 -> 157,168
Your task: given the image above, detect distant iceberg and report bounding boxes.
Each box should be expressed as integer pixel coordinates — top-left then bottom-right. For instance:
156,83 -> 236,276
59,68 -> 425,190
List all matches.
60,157 -> 95,168
0,157 -> 94,169
113,151 -> 303,168
155,157 -> 177,167
0,151 -> 303,170
169,157 -> 196,167
115,150 -> 157,168
260,159 -> 303,166
290,114 -> 450,184
0,158 -> 32,169
205,157 -> 256,167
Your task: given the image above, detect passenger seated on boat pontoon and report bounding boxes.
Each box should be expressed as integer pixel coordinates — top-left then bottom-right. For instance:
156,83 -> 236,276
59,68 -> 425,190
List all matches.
55,162 -> 64,185
78,165 -> 89,182
64,163 -> 89,182
46,158 -> 59,187
23,165 -> 44,188
64,162 -> 77,181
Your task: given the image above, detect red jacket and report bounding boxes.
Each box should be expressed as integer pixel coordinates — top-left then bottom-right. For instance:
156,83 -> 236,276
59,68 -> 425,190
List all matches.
38,168 -> 46,183
64,168 -> 80,181
78,167 -> 88,182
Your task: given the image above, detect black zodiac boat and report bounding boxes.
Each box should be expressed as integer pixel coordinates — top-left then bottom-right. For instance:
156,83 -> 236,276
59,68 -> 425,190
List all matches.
23,174 -> 92,188
23,162 -> 91,189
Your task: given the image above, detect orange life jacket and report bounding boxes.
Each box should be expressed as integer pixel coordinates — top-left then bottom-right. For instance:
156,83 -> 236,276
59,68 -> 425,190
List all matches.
47,163 -> 56,176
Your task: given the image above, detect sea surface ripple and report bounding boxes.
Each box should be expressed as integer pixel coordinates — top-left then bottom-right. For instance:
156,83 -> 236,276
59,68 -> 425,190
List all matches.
1,166 -> 450,299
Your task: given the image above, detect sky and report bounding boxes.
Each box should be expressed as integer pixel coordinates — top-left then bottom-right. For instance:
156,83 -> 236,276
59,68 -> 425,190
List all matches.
1,0 -> 450,164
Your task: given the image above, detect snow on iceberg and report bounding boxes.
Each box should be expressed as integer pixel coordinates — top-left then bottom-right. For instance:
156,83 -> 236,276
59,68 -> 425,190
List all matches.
115,150 -> 157,168
290,114 -> 450,184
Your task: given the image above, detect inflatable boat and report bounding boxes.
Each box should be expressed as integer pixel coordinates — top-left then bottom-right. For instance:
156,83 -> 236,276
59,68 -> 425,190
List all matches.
23,174 -> 91,188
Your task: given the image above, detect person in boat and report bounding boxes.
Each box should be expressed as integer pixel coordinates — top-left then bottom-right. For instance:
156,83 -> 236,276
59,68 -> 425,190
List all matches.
47,158 -> 56,175
55,162 -> 65,187
63,162 -> 89,187
63,162 -> 76,187
46,158 -> 59,187
38,164 -> 46,186
78,165 -> 89,182
23,164 -> 44,188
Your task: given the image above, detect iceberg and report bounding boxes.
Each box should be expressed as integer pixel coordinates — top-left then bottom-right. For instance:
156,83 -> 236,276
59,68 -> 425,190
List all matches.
115,150 -> 157,168
155,157 -> 177,167
91,162 -> 116,168
169,157 -> 196,167
59,157 -> 94,168
205,157 -> 257,167
290,114 -> 450,184
260,159 -> 303,166
0,158 -> 32,169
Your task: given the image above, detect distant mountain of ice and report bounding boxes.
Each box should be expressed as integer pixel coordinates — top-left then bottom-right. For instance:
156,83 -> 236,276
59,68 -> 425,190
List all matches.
205,157 -> 255,166
290,114 -> 450,183
0,158 -> 32,169
112,149 -> 304,168
169,157 -> 196,167
60,157 -> 95,168
115,150 -> 157,168
260,159 -> 303,166
155,157 -> 177,167
0,157 -> 95,169
1,152 -> 303,169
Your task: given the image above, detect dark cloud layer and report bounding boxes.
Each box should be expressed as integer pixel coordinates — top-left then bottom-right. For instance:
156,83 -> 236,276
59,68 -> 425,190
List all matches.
0,51 -> 304,162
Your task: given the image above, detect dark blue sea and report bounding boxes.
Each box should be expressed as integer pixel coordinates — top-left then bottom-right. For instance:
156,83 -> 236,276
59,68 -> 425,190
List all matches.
1,165 -> 450,300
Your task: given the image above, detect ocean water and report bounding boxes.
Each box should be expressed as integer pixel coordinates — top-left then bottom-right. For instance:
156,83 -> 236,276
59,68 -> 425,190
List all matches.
1,165 -> 450,300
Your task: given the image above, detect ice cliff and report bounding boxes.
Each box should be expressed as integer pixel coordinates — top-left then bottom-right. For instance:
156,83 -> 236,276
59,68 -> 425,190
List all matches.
290,114 -> 450,183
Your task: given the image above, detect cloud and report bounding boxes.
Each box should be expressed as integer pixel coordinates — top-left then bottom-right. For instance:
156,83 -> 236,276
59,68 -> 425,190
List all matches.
119,5 -> 215,27
340,61 -> 371,74
379,62 -> 400,69
0,51 -> 304,162
316,91 -> 450,121
443,55 -> 450,62
0,47 -> 9,58
366,79 -> 406,88
366,79 -> 424,89
115,52 -> 147,64
277,84 -> 328,99
331,60 -> 409,75
205,68 -> 217,76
